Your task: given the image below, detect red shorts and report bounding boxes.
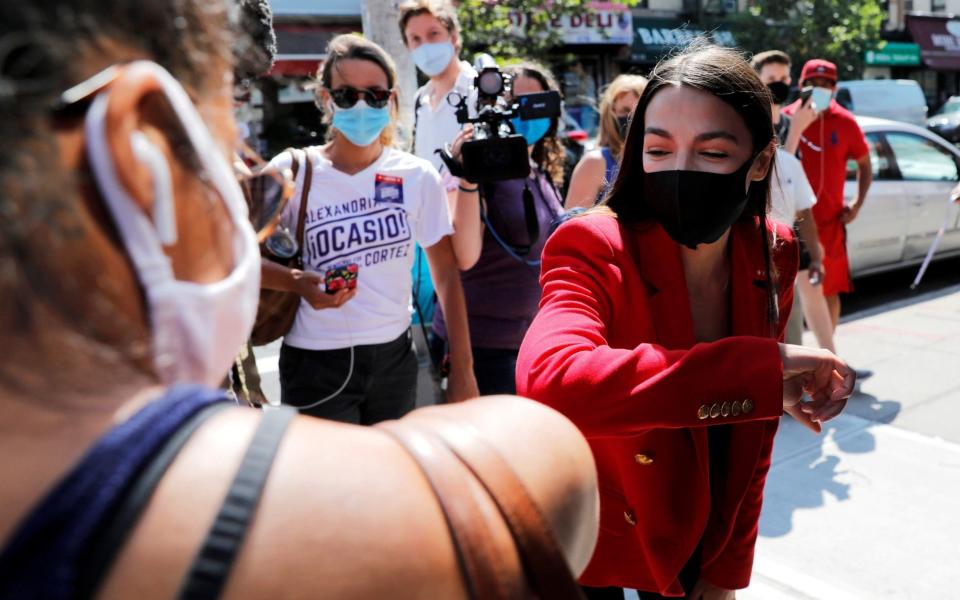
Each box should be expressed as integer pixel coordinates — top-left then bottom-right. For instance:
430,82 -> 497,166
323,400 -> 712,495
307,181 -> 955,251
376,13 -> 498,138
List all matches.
817,218 -> 853,296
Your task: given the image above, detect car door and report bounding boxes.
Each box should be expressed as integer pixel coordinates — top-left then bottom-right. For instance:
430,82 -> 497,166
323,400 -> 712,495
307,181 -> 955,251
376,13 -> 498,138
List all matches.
882,131 -> 960,260
844,131 -> 907,275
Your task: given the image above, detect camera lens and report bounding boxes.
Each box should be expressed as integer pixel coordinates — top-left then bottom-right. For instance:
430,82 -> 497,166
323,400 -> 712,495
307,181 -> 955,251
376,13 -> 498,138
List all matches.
477,69 -> 504,97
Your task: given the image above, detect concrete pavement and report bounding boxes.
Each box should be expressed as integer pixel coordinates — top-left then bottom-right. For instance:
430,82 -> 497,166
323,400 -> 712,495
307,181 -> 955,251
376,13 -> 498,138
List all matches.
741,283 -> 960,599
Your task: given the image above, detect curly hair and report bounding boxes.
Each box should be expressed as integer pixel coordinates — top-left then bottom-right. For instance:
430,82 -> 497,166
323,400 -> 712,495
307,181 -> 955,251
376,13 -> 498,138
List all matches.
504,61 -> 566,187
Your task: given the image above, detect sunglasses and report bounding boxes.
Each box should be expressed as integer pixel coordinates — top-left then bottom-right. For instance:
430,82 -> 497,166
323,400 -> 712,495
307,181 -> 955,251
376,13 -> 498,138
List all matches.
329,86 -> 392,109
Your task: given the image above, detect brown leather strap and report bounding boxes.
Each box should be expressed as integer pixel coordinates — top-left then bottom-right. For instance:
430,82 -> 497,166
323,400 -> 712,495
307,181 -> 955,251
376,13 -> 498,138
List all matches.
290,148 -> 312,270
379,423 -> 521,600
379,420 -> 583,600
421,420 -> 584,600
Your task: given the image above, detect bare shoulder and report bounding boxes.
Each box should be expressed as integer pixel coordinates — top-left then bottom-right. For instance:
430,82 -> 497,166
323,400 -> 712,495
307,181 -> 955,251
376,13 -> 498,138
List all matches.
99,398 -> 598,599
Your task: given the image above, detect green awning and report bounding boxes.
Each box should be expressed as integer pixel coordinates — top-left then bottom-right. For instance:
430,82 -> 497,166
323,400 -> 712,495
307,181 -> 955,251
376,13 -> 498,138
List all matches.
865,42 -> 922,67
630,18 -> 737,63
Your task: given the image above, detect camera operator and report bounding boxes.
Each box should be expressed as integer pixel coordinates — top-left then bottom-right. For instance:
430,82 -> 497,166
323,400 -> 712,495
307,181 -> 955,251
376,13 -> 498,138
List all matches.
431,61 -> 565,395
261,34 -> 478,423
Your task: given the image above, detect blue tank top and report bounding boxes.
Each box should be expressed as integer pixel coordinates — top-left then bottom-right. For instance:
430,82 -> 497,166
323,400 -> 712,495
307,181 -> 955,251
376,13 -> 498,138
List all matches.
0,385 -> 231,599
597,147 -> 618,205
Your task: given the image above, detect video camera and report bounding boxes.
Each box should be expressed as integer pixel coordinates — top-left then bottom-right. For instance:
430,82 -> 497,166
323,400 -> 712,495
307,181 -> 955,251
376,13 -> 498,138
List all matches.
438,55 -> 562,183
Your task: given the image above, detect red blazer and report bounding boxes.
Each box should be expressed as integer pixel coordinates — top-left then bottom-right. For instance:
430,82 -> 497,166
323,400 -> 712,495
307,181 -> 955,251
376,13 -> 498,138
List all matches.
516,214 -> 798,595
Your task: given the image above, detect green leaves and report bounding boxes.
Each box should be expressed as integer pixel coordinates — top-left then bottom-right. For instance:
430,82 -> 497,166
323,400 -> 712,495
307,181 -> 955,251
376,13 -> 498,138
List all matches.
721,0 -> 883,78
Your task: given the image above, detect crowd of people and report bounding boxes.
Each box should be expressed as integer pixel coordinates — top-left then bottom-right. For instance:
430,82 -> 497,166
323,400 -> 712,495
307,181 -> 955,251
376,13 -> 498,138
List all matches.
0,0 -> 863,598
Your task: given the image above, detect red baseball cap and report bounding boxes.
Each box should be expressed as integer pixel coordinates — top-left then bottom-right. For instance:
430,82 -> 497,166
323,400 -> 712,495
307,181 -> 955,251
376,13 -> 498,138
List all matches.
800,59 -> 838,84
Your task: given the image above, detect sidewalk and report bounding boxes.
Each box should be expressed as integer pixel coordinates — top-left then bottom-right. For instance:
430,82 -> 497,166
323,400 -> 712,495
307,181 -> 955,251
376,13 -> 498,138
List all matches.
741,284 -> 960,599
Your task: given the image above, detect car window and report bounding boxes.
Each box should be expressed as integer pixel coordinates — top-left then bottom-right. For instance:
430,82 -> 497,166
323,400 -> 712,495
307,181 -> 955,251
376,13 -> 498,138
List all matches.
846,132 -> 891,180
886,132 -> 959,181
937,98 -> 960,115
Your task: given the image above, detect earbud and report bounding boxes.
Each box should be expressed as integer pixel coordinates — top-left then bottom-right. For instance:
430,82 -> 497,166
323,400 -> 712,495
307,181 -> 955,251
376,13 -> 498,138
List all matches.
130,131 -> 177,245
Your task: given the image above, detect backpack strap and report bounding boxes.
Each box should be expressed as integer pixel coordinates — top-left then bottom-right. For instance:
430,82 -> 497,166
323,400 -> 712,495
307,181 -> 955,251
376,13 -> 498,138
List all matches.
177,407 -> 297,599
412,90 -> 424,154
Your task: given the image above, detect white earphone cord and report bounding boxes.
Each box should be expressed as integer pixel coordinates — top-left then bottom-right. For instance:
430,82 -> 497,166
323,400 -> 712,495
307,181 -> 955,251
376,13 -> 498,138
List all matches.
292,313 -> 356,411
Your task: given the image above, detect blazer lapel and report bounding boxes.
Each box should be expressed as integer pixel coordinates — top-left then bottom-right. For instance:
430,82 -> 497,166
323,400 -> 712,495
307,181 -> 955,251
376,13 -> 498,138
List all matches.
622,222 -> 697,350
730,219 -> 774,339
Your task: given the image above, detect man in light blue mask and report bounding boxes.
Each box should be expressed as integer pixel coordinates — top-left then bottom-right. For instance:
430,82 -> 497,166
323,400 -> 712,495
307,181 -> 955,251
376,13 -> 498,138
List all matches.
399,1 -> 477,261
398,0 -> 479,388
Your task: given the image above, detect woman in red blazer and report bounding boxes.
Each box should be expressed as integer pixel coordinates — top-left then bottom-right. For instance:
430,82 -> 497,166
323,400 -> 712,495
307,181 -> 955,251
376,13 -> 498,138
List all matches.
517,44 -> 856,600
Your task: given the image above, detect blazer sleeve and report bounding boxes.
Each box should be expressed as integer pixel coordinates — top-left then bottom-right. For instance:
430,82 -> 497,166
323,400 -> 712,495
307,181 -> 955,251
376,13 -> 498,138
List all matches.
516,217 -> 784,438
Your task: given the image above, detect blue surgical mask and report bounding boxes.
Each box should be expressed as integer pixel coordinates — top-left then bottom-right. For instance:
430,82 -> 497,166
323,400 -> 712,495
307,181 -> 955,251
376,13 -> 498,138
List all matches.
510,117 -> 551,146
411,41 -> 455,77
810,86 -> 833,113
331,100 -> 391,146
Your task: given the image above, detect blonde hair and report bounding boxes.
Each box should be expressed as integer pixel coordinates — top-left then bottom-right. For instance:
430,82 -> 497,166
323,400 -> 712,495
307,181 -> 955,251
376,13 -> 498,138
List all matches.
398,0 -> 461,48
318,34 -> 400,148
597,74 -> 647,160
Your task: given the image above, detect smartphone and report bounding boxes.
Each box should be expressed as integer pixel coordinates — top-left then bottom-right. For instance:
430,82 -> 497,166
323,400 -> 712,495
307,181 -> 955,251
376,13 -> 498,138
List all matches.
324,263 -> 359,294
799,86 -> 813,105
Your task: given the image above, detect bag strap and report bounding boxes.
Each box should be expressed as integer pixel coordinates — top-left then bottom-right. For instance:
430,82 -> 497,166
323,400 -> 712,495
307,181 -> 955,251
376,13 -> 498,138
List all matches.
426,419 -> 583,600
378,420 -> 583,600
292,149 -> 313,270
177,406 -> 297,599
379,422 -> 519,599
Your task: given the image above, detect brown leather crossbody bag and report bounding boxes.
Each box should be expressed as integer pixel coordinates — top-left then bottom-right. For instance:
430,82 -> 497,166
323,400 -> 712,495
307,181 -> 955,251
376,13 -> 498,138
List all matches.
250,148 -> 312,346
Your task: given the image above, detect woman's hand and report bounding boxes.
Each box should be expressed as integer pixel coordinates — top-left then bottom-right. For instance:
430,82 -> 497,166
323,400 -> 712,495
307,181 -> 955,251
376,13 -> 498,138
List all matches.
450,124 -> 477,186
780,343 -> 856,433
450,123 -> 475,162
689,578 -> 736,600
292,269 -> 357,310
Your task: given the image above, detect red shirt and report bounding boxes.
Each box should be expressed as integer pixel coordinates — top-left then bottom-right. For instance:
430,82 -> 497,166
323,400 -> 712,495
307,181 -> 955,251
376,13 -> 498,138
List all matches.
782,99 -> 869,224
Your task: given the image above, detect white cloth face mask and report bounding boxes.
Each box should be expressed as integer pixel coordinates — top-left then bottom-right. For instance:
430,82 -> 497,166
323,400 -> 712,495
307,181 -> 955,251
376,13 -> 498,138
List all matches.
84,61 -> 261,388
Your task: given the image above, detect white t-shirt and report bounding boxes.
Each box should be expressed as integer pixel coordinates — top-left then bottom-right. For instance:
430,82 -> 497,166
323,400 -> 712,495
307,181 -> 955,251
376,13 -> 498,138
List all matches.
413,61 -> 477,192
271,146 -> 453,350
769,149 -> 817,226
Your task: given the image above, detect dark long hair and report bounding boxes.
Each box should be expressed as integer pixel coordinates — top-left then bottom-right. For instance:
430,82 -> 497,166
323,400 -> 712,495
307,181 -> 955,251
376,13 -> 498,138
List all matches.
602,41 -> 782,332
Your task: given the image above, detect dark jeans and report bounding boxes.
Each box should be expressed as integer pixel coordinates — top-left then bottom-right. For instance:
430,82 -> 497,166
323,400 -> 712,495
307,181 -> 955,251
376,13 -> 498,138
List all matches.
429,333 -> 518,396
279,329 -> 418,425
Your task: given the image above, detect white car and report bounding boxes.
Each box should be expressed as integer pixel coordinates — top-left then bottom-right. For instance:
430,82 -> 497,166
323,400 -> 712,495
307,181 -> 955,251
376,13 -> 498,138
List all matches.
843,116 -> 960,277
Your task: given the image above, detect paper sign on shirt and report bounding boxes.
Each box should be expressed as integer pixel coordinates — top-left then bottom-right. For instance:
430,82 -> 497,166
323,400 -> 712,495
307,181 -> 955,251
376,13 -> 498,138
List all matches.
374,174 -> 404,204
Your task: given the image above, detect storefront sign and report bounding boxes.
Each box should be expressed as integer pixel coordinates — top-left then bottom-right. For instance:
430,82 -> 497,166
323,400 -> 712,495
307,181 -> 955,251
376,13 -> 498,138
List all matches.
630,18 -> 737,63
865,42 -> 921,66
907,15 -> 960,70
508,8 -> 634,45
271,23 -> 358,77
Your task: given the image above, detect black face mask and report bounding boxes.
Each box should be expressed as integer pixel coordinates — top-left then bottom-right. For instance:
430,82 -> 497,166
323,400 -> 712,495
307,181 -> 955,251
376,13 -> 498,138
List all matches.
643,157 -> 756,249
766,81 -> 790,105
616,115 -> 631,138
